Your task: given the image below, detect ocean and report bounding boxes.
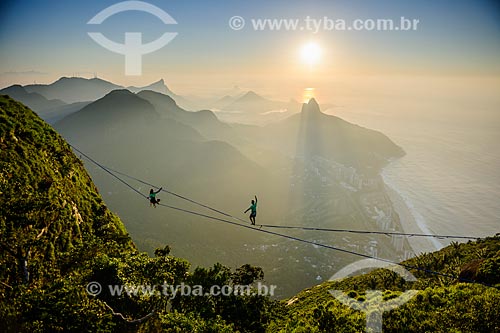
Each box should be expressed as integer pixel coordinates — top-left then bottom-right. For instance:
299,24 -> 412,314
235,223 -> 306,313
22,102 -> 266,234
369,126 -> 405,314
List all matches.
327,84 -> 500,251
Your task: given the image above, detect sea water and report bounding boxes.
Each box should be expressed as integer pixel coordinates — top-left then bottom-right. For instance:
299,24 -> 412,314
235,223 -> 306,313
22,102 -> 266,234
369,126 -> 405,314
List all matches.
329,86 -> 500,249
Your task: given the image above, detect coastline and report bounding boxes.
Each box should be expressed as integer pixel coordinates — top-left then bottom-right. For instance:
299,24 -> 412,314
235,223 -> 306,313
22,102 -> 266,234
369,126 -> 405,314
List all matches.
384,185 -> 439,254
381,161 -> 443,255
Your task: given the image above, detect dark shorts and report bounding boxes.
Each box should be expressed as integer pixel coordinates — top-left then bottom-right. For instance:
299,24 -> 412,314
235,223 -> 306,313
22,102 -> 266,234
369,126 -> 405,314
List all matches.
250,212 -> 256,218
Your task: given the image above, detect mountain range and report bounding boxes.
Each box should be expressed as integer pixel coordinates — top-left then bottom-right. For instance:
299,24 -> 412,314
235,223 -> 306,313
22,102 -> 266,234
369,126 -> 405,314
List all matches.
211,91 -> 306,125
1,94 -> 499,331
1,77 -> 305,124
0,84 -> 66,112
3,76 -> 405,297
23,77 -> 121,103
0,77 -> 193,110
49,86 -> 406,296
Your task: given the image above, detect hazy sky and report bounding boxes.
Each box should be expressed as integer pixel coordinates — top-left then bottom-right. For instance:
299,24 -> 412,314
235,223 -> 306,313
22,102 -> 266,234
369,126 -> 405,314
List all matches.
0,0 -> 499,97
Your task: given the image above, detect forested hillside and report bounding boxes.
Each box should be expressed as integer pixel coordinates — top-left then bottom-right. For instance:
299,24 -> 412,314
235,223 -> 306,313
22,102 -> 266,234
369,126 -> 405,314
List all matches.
1,94 -> 499,332
0,95 -> 280,332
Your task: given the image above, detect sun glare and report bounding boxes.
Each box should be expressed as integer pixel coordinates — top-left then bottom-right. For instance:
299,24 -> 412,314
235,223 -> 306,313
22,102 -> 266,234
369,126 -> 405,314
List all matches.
302,87 -> 315,103
300,42 -> 322,66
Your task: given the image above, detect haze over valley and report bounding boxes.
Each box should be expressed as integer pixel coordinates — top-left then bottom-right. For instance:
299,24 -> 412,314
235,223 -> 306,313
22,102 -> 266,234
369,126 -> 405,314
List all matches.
1,0 -> 499,331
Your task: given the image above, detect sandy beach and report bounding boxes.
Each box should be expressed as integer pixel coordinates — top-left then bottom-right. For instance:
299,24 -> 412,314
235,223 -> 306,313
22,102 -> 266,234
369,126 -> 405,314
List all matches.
384,185 -> 442,255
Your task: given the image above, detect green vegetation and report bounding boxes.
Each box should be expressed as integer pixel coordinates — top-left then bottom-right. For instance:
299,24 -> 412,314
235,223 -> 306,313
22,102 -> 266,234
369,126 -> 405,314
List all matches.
1,94 -> 499,332
269,236 -> 500,332
0,94 -> 133,331
0,95 -> 281,332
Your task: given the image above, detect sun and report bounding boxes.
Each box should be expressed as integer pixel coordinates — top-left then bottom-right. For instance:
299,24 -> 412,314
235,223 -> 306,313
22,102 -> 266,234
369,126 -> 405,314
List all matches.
302,87 -> 315,103
300,42 -> 322,66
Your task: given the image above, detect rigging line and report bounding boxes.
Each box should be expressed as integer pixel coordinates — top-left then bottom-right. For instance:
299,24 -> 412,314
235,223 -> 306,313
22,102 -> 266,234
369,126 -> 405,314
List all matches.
69,144 -> 148,200
96,162 -> 479,241
258,225 -> 479,240
117,178 -> 495,287
155,201 -> 475,284
98,164 -> 250,224
69,145 -> 495,288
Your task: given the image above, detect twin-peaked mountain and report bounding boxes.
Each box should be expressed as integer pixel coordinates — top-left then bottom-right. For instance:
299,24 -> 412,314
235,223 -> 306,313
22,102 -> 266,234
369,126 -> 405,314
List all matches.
278,99 -> 405,169
235,98 -> 404,172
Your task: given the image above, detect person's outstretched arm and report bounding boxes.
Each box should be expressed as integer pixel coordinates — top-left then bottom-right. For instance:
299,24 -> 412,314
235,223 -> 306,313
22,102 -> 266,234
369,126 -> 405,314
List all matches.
244,207 -> 250,213
155,187 -> 163,194
255,195 -> 258,204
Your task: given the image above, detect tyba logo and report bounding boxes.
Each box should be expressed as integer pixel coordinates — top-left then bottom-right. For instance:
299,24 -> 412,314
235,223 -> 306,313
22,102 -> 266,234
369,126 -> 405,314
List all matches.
329,259 -> 419,333
87,1 -> 177,75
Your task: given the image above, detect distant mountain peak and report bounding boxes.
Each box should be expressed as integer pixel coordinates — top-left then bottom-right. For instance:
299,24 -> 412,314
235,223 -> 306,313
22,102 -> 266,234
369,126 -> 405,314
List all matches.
137,89 -> 178,107
55,76 -> 100,83
245,91 -> 259,97
301,98 -> 321,114
1,84 -> 25,92
148,78 -> 166,87
54,76 -> 73,82
127,79 -> 171,95
106,88 -> 134,96
237,91 -> 269,103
